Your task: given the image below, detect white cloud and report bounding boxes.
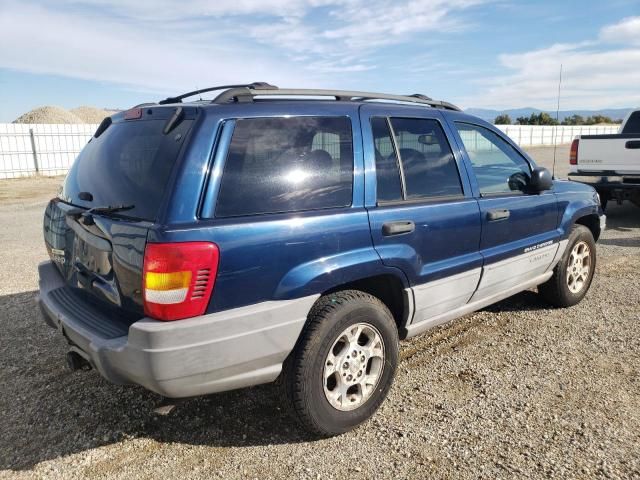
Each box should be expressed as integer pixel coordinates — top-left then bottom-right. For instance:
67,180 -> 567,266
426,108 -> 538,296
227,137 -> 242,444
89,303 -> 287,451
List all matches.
600,16 -> 640,45
0,1 -> 315,95
322,0 -> 484,48
0,0 -> 487,94
55,0 -> 337,20
461,17 -> 640,109
248,0 -> 487,53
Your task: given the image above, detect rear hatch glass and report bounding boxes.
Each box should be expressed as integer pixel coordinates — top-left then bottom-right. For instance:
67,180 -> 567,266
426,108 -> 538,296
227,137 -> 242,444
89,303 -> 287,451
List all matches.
59,107 -> 196,221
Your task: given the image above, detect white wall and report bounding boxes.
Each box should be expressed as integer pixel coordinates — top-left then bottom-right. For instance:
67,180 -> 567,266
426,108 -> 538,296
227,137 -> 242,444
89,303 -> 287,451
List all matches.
0,123 -> 621,179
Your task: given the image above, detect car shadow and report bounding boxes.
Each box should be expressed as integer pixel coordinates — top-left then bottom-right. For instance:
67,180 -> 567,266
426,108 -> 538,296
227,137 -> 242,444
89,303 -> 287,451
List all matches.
603,202 -> 639,231
0,291 -> 313,472
480,290 -> 550,313
598,236 -> 640,248
595,202 -> 640,247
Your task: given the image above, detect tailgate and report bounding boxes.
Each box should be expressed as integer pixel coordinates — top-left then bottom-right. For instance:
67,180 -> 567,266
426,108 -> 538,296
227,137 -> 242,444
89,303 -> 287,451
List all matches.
43,106 -> 197,316
44,199 -> 151,316
578,136 -> 640,174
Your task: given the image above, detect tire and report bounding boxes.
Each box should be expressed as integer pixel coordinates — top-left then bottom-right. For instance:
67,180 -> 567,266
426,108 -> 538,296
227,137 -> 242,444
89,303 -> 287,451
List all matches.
596,189 -> 608,211
538,225 -> 596,307
283,290 -> 399,437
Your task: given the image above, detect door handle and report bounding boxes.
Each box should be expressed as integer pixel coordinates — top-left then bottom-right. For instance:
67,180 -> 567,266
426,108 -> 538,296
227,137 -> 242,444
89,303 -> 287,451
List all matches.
625,140 -> 640,149
382,221 -> 415,236
487,209 -> 510,221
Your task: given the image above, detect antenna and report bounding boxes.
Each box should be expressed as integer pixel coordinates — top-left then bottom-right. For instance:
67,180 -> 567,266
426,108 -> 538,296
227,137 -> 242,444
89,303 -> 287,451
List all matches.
552,64 -> 563,177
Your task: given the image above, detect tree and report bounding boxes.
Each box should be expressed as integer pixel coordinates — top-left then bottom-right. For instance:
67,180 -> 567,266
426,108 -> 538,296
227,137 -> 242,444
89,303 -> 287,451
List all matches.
562,114 -> 585,126
585,114 -> 614,125
494,114 -> 512,125
516,112 -> 558,125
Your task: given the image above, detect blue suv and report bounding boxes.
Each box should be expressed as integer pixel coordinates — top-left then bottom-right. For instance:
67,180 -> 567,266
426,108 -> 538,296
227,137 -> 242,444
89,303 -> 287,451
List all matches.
38,83 -> 605,436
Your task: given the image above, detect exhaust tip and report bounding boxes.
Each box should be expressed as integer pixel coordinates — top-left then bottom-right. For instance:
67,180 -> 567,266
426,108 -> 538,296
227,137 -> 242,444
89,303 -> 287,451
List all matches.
66,351 -> 91,371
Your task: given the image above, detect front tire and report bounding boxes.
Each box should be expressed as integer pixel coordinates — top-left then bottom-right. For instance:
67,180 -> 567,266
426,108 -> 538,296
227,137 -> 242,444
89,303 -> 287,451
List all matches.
596,189 -> 608,211
283,290 -> 399,437
539,225 -> 596,307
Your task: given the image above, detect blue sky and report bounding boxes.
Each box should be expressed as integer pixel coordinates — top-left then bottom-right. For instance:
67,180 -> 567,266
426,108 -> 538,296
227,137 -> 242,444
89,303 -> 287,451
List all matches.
1,0 -> 639,121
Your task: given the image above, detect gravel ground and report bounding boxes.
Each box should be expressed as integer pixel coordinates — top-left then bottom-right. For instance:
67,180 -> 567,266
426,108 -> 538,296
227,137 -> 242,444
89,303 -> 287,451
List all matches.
1,146 -> 639,479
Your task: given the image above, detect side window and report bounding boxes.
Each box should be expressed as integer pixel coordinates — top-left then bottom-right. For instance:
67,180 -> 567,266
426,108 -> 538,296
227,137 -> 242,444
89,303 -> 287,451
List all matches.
371,118 -> 403,202
389,118 -> 463,199
216,117 -> 353,217
622,111 -> 640,134
455,122 -> 531,195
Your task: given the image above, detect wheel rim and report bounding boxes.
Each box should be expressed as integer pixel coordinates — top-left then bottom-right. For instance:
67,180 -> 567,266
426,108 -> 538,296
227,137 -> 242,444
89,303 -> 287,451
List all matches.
566,241 -> 592,294
323,322 -> 385,411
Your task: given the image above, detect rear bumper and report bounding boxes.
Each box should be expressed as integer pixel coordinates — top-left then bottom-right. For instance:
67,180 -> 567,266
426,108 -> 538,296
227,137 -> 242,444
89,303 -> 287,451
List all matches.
38,261 -> 317,398
568,173 -> 640,191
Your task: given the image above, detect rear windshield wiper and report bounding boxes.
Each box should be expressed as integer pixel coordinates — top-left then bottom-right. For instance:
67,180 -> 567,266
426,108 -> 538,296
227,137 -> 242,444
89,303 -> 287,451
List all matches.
86,204 -> 135,215
67,204 -> 136,223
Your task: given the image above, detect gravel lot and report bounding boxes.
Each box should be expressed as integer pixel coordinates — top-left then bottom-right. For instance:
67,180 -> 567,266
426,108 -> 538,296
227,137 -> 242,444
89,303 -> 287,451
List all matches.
1,146 -> 639,479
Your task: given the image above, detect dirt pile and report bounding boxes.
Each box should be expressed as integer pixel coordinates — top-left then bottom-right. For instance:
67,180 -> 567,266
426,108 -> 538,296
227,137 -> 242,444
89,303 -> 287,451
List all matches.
71,106 -> 118,123
13,106 -> 118,124
13,106 -> 81,124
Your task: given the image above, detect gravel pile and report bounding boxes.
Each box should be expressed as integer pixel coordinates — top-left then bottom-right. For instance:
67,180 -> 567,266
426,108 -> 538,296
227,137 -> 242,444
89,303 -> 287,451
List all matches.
13,106 -> 82,124
71,106 -> 117,124
13,106 -> 117,124
0,148 -> 638,479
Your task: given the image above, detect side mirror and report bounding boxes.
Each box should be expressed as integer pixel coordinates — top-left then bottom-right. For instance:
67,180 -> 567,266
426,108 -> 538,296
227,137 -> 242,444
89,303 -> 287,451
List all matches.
529,167 -> 553,193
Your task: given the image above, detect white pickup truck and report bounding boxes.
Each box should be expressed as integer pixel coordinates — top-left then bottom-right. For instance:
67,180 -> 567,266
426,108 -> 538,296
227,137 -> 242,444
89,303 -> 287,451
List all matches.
569,109 -> 640,209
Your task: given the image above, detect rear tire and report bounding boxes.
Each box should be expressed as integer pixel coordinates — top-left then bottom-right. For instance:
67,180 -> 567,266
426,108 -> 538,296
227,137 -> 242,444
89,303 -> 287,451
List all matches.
283,290 -> 399,437
538,225 -> 596,307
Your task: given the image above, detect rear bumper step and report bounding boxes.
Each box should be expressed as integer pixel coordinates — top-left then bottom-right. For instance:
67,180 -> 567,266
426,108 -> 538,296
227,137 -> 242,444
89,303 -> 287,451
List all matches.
38,261 -> 318,397
568,173 -> 640,189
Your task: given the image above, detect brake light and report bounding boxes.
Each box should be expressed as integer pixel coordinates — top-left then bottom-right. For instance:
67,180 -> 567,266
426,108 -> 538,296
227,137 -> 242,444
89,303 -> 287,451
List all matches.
143,242 -> 219,321
124,107 -> 142,120
570,139 -> 579,165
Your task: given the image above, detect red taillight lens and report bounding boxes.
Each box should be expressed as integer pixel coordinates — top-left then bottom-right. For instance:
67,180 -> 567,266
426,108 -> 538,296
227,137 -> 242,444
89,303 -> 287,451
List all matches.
124,107 -> 142,120
570,139 -> 579,165
143,242 -> 219,321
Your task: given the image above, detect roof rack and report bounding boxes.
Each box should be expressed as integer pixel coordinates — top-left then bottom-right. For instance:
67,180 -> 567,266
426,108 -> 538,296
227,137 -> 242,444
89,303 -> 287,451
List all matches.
211,86 -> 461,111
158,82 -> 277,105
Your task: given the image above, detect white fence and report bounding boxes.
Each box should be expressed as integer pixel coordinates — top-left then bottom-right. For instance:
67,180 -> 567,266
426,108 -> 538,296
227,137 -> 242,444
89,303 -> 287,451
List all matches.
0,123 -> 621,179
0,123 -> 98,179
495,124 -> 619,147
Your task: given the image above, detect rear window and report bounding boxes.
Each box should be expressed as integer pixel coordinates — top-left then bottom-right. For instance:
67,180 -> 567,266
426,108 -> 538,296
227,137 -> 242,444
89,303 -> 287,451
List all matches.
622,111 -> 640,134
60,117 -> 193,221
215,117 -> 353,218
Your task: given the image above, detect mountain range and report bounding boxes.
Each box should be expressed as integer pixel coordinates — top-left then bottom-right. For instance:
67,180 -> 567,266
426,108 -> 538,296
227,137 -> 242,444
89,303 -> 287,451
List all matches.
464,107 -> 634,123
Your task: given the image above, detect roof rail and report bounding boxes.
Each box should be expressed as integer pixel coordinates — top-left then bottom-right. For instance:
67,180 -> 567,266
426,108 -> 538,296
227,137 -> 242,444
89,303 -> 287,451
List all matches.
212,86 -> 461,111
158,82 -> 277,105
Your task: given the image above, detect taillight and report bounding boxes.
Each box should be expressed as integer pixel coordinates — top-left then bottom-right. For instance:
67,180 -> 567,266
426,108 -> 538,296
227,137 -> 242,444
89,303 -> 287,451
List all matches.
124,107 -> 142,120
143,242 -> 219,321
570,139 -> 579,165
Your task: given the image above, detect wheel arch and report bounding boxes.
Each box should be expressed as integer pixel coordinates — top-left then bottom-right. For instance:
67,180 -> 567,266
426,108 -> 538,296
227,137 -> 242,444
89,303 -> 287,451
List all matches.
319,273 -> 412,338
574,213 -> 602,241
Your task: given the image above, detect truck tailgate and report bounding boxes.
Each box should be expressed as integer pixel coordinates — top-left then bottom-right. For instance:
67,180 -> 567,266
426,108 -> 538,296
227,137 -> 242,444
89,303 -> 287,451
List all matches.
578,135 -> 640,174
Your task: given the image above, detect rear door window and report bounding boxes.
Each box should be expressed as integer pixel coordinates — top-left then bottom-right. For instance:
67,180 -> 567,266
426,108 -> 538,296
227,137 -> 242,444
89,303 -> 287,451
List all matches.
215,117 -> 353,217
371,117 -> 403,202
389,118 -> 463,199
371,117 -> 463,203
